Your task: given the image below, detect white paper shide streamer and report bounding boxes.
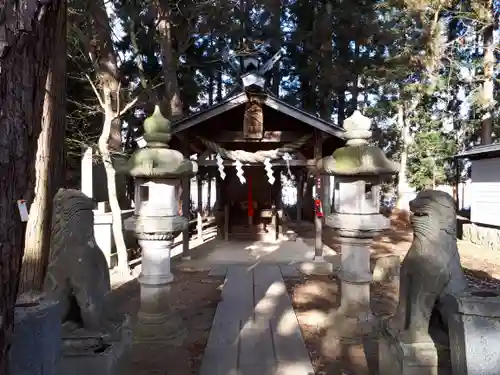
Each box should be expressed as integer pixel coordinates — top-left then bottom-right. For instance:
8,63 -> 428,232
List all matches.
234,160 -> 246,184
264,158 -> 275,185
216,154 -> 226,180
282,152 -> 292,177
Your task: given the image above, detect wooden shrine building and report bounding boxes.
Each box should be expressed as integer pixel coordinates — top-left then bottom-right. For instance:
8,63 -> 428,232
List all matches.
170,43 -> 346,248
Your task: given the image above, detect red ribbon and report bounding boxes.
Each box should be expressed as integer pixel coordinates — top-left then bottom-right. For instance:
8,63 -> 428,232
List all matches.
248,173 -> 254,217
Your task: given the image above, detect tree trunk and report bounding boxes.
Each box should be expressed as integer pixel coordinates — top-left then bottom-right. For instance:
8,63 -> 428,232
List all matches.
157,8 -> 183,118
269,0 -> 282,95
318,2 -> 333,120
99,115 -> 129,271
336,39 -> 349,126
481,6 -> 494,145
0,1 -> 64,372
87,0 -> 129,272
19,0 -> 67,295
208,75 -> 214,106
396,104 -> 410,210
351,42 -> 360,113
216,41 -> 223,102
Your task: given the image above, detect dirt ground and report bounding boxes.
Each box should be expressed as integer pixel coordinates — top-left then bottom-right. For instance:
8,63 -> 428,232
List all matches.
286,218 -> 500,375
109,269 -> 223,375
108,214 -> 500,375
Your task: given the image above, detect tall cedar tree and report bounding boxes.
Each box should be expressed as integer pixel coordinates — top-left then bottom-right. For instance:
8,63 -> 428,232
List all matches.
0,0 -> 66,372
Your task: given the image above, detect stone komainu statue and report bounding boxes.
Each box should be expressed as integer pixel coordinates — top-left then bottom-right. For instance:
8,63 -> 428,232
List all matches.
389,190 -> 468,342
44,188 -> 111,332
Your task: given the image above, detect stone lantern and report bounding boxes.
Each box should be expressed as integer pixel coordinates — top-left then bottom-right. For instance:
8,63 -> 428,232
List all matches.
317,110 -> 398,329
120,105 -> 197,342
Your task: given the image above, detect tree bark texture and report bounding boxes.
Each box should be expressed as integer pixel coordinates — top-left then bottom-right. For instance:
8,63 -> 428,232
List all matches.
19,0 -> 67,295
318,2 -> 333,120
157,9 -> 183,118
396,104 -> 410,210
0,0 -> 64,373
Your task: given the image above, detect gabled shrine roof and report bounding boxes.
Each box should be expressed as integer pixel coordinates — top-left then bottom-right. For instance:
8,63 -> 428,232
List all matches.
171,91 -> 345,139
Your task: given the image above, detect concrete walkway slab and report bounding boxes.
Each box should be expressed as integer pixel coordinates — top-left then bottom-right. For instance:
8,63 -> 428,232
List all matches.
199,265 -> 314,375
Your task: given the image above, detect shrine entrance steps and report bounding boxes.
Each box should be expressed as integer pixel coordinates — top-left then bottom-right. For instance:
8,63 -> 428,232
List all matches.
199,265 -> 314,375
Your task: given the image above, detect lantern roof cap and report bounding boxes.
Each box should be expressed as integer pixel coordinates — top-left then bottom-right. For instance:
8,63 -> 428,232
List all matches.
317,111 -> 399,177
113,105 -> 197,179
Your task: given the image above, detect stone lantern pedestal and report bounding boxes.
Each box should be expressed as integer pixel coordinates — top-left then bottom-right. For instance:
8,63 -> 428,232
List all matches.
326,178 -> 389,322
317,111 -> 399,335
119,106 -> 197,343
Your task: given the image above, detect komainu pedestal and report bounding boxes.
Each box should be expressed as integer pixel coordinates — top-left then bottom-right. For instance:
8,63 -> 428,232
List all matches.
9,298 -> 62,375
379,325 -> 451,375
44,188 -> 131,375
442,290 -> 500,375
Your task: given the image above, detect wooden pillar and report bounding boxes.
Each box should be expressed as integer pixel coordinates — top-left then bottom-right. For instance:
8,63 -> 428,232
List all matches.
224,203 -> 229,241
215,173 -> 226,239
331,176 -> 337,213
197,174 -> 203,242
314,133 -> 323,258
182,146 -> 191,257
276,168 -> 282,240
215,174 -> 221,237
207,171 -> 212,216
248,168 -> 254,226
182,177 -> 191,256
296,170 -> 304,222
323,175 -> 331,215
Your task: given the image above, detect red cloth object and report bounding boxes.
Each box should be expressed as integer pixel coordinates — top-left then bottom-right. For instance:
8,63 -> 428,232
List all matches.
248,173 -> 254,217
314,198 -> 323,218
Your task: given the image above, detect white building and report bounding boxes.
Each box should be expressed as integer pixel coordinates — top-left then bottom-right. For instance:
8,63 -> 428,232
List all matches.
455,144 -> 500,251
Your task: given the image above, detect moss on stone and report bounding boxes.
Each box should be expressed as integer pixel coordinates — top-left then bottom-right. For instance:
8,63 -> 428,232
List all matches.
143,106 -> 171,135
319,145 -> 399,176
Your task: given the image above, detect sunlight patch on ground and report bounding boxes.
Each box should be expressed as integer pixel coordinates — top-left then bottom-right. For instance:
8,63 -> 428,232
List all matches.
295,310 -> 329,330
275,361 -> 316,375
276,308 -> 301,336
255,281 -> 285,316
293,281 -> 338,306
249,244 -> 281,258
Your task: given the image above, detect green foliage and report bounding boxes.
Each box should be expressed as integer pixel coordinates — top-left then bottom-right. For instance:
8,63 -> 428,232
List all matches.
64,0 -> 498,191
407,120 -> 457,190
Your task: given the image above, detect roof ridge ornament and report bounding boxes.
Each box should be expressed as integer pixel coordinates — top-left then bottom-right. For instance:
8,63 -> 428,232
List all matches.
221,41 -> 283,92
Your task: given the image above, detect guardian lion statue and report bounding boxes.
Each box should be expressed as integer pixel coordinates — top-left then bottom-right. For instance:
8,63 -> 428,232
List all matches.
388,190 -> 468,342
43,188 -> 111,332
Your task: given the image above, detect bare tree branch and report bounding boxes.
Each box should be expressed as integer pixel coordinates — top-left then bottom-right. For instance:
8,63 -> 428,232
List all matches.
117,97 -> 138,118
85,74 -> 105,109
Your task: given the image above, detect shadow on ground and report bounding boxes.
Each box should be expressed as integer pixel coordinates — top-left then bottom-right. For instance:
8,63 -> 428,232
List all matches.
107,217 -> 500,375
107,268 -> 223,375
284,272 -> 398,375
284,220 -> 500,375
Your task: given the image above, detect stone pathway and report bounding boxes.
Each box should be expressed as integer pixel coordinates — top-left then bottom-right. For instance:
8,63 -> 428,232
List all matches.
178,237 -> 337,270
199,265 -> 314,375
